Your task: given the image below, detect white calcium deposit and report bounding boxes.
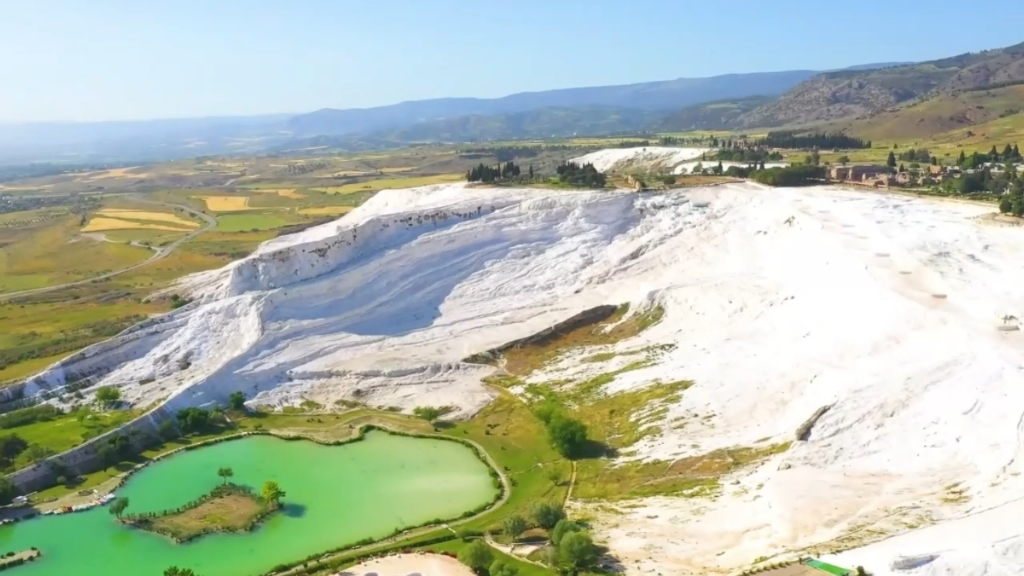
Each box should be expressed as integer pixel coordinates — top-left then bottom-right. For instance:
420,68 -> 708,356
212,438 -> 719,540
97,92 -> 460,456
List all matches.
20,178 -> 1024,576
570,146 -> 708,172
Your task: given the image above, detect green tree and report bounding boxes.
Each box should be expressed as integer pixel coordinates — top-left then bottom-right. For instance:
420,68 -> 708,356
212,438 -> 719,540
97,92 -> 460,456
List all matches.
23,444 -> 55,463
228,391 -> 246,410
98,443 -> 118,469
558,530 -> 598,573
886,151 -> 897,169
661,175 -> 676,186
164,568 -> 198,576
528,164 -> 535,179
551,519 -> 583,547
95,386 -> 121,408
532,502 -> 566,530
546,466 -> 564,487
412,406 -> 443,422
837,155 -> 850,166
958,150 -> 967,166
489,560 -> 519,576
457,539 -> 493,573
999,197 -> 1013,213
261,481 -> 285,506
546,415 -> 588,459
1012,194 -> 1024,217
0,477 -> 18,506
158,419 -> 179,441
0,434 -> 28,461
109,496 -> 129,519
503,514 -> 527,540
217,467 -> 234,485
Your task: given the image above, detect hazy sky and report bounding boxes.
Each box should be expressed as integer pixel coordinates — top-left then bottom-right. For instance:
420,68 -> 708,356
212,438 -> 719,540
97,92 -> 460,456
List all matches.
2,0 -> 1023,122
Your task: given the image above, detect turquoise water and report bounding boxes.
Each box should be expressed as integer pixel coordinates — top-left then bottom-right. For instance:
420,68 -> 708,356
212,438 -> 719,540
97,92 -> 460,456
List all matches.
0,432 -> 497,576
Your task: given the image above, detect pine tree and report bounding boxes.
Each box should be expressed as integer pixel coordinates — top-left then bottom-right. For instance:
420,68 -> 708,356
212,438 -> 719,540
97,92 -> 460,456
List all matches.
887,151 -> 897,169
990,145 -> 1000,160
528,164 -> 534,179
1014,144 -> 1021,159
1003,144 -> 1014,159
958,150 -> 967,166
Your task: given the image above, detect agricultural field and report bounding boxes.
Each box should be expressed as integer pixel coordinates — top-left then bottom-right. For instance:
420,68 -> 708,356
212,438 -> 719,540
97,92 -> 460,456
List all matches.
0,143 -> 581,384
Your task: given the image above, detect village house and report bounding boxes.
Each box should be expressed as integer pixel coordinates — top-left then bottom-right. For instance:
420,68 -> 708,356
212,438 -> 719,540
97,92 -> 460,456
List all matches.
829,164 -> 889,182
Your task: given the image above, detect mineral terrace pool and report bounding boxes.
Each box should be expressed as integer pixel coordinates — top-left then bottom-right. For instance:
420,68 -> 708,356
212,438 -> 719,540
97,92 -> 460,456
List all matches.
0,431 -> 498,576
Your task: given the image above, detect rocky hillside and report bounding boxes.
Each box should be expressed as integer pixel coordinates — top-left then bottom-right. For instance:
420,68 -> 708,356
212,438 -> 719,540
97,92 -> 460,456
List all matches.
653,96 -> 772,131
737,41 -> 1024,128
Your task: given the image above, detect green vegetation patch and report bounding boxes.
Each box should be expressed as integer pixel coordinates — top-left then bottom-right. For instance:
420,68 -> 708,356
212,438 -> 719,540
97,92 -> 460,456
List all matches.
215,213 -> 291,232
501,304 -> 665,375
121,482 -> 282,543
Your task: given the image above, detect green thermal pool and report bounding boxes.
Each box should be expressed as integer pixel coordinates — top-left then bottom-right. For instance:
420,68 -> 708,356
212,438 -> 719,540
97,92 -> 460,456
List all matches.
0,431 -> 498,576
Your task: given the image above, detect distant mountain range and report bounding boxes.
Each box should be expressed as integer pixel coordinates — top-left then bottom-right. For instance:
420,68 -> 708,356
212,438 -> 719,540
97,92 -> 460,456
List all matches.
734,41 -> 1024,129
286,70 -> 820,136
1,43 -> 1021,166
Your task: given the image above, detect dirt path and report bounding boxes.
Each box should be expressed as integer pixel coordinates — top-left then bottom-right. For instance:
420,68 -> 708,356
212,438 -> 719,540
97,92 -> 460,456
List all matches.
0,197 -> 216,301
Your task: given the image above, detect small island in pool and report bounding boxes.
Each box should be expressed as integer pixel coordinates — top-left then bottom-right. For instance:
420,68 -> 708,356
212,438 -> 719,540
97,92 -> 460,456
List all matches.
118,477 -> 285,543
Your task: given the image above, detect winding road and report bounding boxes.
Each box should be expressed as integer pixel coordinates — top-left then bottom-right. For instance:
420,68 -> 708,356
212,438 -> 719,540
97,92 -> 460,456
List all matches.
0,197 -> 216,302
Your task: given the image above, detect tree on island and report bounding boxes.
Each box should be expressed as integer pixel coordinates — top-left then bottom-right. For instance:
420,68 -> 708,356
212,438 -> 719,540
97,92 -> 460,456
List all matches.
109,497 -> 130,519
95,386 -> 121,408
217,467 -> 234,485
228,391 -> 246,411
457,539 -> 493,573
164,568 -> 198,576
261,481 -> 285,507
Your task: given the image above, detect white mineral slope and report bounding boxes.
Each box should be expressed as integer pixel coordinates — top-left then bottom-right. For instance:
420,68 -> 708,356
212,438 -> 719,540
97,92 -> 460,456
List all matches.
517,186 -> 1024,576
21,182 -> 691,417
570,146 -> 707,172
17,180 -> 1024,575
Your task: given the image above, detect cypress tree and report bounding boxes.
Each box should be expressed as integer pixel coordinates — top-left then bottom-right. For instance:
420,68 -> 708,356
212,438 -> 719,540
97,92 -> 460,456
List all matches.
958,150 -> 967,166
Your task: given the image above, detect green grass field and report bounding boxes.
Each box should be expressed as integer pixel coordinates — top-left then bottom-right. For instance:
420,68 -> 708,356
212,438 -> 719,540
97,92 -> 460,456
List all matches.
312,173 -> 464,195
215,213 -> 292,232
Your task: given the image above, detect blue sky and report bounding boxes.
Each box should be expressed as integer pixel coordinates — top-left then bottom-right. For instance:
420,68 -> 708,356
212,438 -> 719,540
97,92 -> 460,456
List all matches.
2,0 -> 1022,122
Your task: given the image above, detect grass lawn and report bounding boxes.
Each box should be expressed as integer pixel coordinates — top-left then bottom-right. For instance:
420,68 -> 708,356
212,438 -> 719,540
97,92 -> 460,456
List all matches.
1,408 -> 139,472
216,213 -> 292,232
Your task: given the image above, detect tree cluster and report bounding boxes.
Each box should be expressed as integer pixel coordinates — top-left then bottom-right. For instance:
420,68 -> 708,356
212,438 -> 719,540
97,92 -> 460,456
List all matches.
715,148 -> 783,162
957,144 -> 1022,169
757,131 -> 870,150
284,162 -> 328,175
749,165 -> 826,187
897,148 -> 935,163
555,162 -> 606,188
466,161 -> 521,183
535,404 -> 589,458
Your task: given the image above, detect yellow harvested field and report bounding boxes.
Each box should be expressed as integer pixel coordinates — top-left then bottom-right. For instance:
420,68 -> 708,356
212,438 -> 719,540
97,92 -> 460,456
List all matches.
328,170 -> 371,177
252,189 -> 306,199
82,167 -> 150,180
82,217 -> 194,232
97,209 -> 198,228
195,196 -> 253,211
298,206 -> 355,216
